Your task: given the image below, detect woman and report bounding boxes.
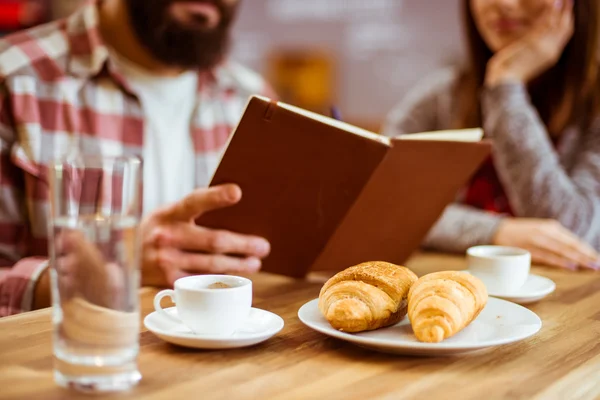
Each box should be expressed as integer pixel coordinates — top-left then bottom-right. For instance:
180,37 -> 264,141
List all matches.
383,0 -> 600,271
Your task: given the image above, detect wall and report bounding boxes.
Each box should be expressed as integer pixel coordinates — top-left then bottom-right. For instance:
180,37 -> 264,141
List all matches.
230,0 -> 466,129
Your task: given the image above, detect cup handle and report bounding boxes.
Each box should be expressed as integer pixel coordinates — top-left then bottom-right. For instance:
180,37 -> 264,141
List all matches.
154,289 -> 182,324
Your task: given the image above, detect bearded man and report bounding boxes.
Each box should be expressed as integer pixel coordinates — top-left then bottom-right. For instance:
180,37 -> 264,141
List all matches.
0,0 -> 273,316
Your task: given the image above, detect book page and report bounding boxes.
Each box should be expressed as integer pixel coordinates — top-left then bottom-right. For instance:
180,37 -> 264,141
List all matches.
255,96 -> 391,146
397,129 -> 483,142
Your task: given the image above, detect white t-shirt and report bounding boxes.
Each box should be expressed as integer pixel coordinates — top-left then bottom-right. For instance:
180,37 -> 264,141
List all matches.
109,52 -> 197,214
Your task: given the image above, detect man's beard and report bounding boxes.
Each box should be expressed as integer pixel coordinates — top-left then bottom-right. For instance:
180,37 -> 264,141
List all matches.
124,0 -> 238,70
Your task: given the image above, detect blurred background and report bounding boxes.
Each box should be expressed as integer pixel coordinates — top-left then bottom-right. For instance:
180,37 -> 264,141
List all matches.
0,0 -> 465,131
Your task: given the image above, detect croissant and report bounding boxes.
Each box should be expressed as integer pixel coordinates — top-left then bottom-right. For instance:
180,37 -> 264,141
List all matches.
408,271 -> 488,343
318,261 -> 418,333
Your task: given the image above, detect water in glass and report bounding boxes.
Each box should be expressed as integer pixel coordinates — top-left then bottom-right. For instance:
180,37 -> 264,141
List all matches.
49,156 -> 142,393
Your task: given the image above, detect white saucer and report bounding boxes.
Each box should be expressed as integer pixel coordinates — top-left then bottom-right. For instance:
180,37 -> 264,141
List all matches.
144,307 -> 284,350
487,274 -> 556,304
298,298 -> 542,356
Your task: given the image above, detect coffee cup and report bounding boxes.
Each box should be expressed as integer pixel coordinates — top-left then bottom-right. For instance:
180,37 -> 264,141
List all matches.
153,275 -> 252,336
466,246 -> 531,294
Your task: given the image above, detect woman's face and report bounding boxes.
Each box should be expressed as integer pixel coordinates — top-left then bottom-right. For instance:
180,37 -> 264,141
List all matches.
470,0 -> 548,52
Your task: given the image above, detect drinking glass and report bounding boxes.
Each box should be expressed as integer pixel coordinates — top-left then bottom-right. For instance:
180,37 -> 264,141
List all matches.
49,155 -> 143,393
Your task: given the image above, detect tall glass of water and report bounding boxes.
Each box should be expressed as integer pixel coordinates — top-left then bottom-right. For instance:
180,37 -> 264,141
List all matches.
49,155 -> 143,393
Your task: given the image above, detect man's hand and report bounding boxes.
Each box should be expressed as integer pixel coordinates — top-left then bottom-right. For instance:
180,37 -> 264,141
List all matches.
54,230 -> 127,309
141,184 -> 271,287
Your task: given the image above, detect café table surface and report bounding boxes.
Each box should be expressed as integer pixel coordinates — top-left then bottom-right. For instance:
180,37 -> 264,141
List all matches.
0,252 -> 599,400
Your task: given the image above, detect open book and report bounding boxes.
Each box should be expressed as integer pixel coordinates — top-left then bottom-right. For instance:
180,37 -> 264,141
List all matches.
196,96 -> 491,278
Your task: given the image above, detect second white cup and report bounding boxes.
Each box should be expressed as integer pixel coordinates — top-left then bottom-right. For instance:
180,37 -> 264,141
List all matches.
466,245 -> 531,294
154,275 -> 252,336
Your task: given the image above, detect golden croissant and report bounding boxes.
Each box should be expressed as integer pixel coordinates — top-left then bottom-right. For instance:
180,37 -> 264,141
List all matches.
408,271 -> 488,343
318,261 -> 418,333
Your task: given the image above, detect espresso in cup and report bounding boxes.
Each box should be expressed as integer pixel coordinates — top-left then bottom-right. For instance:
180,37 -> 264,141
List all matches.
466,246 -> 531,293
154,275 -> 252,336
207,282 -> 233,289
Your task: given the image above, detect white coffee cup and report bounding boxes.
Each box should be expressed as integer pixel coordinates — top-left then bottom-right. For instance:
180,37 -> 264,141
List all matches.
154,275 -> 252,336
466,246 -> 531,294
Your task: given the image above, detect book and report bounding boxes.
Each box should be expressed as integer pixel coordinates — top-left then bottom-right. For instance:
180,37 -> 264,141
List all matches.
196,96 -> 491,278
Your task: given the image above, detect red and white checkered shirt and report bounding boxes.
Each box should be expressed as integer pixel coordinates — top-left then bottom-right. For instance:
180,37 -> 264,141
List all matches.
0,2 -> 273,317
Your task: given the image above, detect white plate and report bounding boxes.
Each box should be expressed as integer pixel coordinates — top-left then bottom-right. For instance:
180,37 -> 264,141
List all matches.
487,274 -> 556,304
298,298 -> 542,356
144,307 -> 284,350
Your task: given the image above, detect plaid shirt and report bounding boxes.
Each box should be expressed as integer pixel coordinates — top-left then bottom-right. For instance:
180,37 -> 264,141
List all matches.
0,2 -> 273,317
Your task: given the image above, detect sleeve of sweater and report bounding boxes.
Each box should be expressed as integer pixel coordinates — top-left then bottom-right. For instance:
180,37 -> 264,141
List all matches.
382,69 -> 503,253
481,83 -> 600,248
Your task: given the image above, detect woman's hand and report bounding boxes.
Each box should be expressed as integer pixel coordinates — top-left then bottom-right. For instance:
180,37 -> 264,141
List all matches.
485,0 -> 574,87
493,218 -> 600,271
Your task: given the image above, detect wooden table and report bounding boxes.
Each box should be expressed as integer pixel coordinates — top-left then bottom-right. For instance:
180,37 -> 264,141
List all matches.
1,253 -> 599,400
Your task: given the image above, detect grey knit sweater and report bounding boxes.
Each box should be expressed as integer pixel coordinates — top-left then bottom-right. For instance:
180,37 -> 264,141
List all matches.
382,68 -> 600,253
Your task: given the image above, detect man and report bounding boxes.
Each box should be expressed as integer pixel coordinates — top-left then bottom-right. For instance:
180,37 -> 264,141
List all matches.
0,0 -> 273,317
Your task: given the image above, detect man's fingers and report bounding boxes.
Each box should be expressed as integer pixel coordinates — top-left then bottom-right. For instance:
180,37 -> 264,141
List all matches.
191,227 -> 270,257
153,249 -> 262,285
165,270 -> 197,286
56,254 -> 77,275
181,225 -> 270,257
165,184 -> 242,221
150,223 -> 270,258
56,230 -> 86,254
177,252 -> 262,274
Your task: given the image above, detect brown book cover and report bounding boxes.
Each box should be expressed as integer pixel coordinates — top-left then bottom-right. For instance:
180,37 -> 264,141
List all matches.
197,96 -> 491,278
